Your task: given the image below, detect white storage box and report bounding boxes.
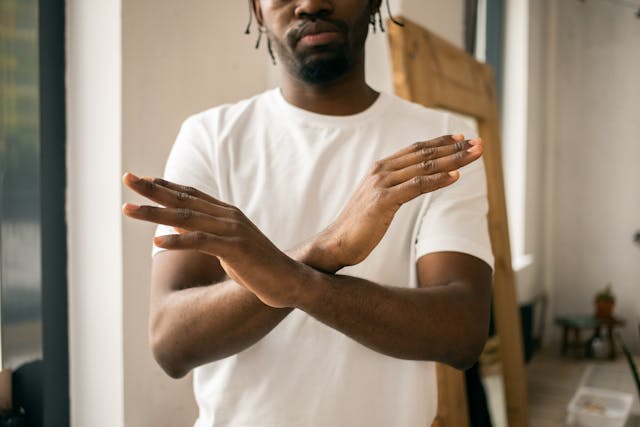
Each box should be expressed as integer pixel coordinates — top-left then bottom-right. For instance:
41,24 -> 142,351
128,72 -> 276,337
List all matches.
567,386 -> 633,427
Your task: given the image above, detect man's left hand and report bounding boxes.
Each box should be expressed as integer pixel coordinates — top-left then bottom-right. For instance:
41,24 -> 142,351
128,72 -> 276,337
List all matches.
122,173 -> 307,308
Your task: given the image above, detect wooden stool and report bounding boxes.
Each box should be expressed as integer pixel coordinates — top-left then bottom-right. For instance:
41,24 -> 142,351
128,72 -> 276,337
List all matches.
555,315 -> 626,359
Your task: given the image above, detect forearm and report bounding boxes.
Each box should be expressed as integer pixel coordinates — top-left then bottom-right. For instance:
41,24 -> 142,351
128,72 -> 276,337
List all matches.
150,242 -> 335,378
295,270 -> 491,370
151,278 -> 290,378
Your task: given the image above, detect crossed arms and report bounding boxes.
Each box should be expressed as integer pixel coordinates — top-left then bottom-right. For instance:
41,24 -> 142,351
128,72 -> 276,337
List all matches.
123,134 -> 492,378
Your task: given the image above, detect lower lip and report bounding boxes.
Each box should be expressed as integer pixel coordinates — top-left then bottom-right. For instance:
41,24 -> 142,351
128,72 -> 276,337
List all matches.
300,32 -> 340,46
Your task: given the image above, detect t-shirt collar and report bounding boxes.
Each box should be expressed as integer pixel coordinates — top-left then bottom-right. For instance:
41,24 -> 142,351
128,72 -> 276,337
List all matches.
270,87 -> 389,127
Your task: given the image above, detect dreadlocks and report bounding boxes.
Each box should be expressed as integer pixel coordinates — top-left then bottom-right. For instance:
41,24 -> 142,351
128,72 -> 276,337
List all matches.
244,0 -> 403,64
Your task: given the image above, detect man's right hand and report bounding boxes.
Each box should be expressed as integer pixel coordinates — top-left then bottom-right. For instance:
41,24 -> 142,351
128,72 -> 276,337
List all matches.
310,134 -> 483,273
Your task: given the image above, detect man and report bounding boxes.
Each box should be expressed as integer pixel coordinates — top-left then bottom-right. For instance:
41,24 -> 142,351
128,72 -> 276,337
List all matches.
123,1 -> 493,426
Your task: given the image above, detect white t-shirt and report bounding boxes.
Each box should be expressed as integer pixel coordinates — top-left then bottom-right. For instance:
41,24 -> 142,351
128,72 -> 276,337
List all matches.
154,88 -> 494,427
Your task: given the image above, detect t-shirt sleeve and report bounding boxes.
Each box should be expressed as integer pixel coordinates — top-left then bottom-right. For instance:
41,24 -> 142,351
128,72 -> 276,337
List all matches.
413,114 -> 495,269
152,115 -> 219,256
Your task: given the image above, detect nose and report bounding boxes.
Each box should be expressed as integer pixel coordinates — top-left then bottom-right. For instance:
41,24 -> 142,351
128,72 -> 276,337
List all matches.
294,0 -> 334,20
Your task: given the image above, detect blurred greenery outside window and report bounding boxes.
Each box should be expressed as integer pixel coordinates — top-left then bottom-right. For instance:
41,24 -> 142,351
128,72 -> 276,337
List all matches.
0,0 -> 43,370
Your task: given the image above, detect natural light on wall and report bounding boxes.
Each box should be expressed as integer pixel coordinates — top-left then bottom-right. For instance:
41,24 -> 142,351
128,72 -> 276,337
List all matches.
476,0 -> 533,273
502,0 -> 533,272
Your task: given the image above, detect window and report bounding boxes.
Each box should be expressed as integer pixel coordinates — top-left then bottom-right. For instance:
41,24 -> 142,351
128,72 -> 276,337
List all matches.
0,0 -> 68,424
476,0 -> 533,271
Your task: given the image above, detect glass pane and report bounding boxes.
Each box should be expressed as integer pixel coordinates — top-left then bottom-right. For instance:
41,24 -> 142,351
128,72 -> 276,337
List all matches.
0,0 -> 42,370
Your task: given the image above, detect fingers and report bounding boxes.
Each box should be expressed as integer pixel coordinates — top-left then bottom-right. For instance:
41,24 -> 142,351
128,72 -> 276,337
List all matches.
380,134 -> 465,162
391,172 -> 460,205
384,141 -> 483,186
150,176 -> 232,208
384,138 -> 481,171
122,172 -> 233,217
122,203 -> 238,236
153,232 -> 231,256
122,173 -> 262,238
381,138 -> 484,205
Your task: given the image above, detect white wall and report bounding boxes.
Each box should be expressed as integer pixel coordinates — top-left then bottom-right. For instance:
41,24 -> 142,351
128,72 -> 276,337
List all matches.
502,0 -> 529,269
500,0 -> 540,307
401,0 -> 465,47
527,0 -> 555,339
544,0 -> 640,350
67,1 -> 469,425
66,0 -> 124,425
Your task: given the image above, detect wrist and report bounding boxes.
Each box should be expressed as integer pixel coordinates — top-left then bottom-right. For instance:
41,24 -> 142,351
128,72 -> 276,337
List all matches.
289,262 -> 328,311
295,231 -> 345,274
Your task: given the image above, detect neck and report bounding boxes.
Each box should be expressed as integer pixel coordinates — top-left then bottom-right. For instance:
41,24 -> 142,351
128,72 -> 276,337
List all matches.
279,56 -> 379,116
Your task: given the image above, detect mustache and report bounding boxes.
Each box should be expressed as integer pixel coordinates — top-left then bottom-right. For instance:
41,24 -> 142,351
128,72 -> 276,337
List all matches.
287,18 -> 348,45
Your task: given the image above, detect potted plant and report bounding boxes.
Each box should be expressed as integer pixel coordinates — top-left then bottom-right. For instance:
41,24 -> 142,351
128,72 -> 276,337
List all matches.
594,284 -> 615,319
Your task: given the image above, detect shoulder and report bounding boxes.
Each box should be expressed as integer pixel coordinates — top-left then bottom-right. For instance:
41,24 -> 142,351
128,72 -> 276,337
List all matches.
382,93 -> 443,120
382,92 -> 443,119
380,92 -> 473,135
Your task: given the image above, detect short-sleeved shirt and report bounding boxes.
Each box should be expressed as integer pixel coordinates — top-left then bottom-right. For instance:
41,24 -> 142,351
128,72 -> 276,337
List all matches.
154,88 -> 494,427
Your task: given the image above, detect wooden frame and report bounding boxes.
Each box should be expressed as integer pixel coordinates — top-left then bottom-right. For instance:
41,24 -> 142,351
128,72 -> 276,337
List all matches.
388,18 -> 529,427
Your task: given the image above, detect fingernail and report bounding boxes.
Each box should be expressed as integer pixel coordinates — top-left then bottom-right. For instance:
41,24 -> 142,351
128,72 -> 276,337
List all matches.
448,170 -> 460,178
153,236 -> 164,245
124,172 -> 139,182
467,145 -> 483,154
452,134 -> 464,141
123,203 -> 140,212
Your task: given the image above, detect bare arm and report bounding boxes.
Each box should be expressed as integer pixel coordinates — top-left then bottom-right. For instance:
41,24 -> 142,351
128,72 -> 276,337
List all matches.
149,251 -> 288,379
293,252 -> 492,370
143,183 -> 344,378
125,135 -> 484,377
151,231 -> 491,373
149,236 -> 343,378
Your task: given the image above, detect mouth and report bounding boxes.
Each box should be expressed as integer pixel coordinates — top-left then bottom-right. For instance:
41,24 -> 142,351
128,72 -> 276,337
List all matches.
292,21 -> 345,48
299,31 -> 340,47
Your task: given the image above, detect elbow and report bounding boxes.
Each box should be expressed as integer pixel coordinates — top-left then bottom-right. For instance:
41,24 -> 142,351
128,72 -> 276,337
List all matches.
163,364 -> 189,380
449,342 -> 484,371
445,324 -> 489,371
449,294 -> 491,370
446,341 -> 484,371
149,315 -> 191,379
150,332 -> 190,379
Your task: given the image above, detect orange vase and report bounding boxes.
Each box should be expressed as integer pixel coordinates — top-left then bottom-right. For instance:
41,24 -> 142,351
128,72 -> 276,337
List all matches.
594,299 -> 614,319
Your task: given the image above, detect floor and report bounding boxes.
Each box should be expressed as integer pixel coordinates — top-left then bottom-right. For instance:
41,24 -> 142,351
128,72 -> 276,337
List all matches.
526,349 -> 593,425
526,348 -> 639,426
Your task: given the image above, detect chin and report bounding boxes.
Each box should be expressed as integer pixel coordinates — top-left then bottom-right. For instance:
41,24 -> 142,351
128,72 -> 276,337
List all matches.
297,55 -> 350,85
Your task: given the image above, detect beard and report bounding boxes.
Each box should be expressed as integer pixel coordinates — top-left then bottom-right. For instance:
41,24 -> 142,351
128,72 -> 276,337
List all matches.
272,6 -> 370,85
297,48 -> 350,84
